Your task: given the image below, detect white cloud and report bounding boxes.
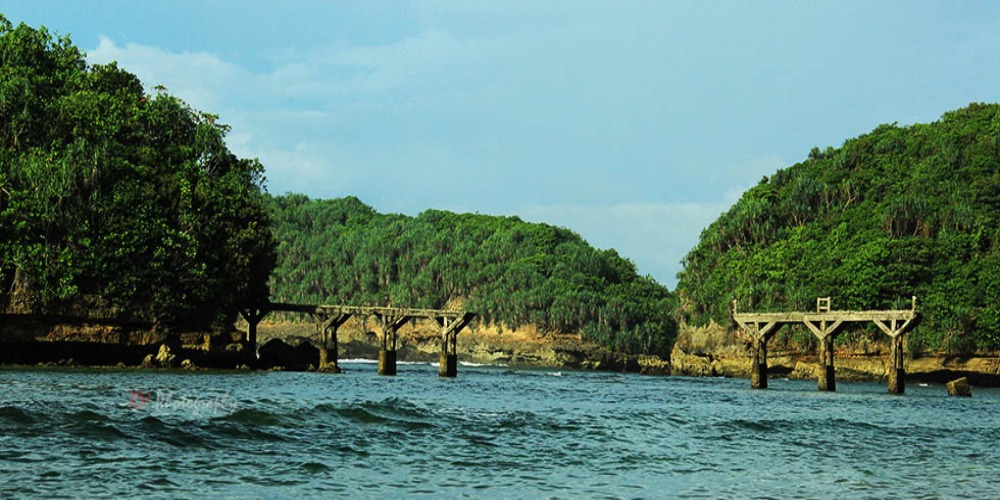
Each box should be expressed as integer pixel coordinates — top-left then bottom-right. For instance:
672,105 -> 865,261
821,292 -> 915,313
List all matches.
89,36 -> 244,112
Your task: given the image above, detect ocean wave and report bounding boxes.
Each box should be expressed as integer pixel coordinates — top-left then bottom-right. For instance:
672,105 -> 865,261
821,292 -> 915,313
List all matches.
334,398 -> 438,431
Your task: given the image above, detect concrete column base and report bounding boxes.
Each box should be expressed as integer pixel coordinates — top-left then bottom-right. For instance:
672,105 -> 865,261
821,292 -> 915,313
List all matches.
378,349 -> 397,376
750,361 -> 768,389
888,368 -> 905,394
818,365 -> 836,392
439,352 -> 457,378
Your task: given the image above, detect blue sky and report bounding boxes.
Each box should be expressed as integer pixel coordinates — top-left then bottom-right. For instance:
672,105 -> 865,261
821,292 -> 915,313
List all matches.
5,1 -> 1000,287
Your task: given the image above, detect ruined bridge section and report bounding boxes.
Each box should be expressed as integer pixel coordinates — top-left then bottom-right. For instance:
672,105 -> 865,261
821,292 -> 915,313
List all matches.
240,303 -> 475,377
732,297 -> 921,394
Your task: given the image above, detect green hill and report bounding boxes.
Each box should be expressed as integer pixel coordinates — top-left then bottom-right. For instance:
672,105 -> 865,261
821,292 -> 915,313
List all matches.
0,16 -> 275,328
677,103 -> 1000,354
267,194 -> 678,355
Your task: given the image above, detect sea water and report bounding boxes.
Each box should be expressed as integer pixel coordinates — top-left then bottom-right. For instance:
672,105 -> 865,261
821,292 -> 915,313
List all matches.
1,362 -> 998,498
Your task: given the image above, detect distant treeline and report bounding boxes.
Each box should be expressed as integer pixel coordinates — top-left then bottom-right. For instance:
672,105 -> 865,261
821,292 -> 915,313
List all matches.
267,195 -> 678,355
677,103 -> 1000,353
0,15 -> 275,328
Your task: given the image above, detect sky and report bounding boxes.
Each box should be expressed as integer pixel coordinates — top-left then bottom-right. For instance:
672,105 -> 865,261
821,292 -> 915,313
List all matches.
4,1 -> 1000,287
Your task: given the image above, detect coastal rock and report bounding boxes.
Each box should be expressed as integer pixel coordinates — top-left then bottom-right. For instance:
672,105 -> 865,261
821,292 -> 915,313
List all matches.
638,355 -> 671,375
155,344 -> 177,368
258,338 -> 318,370
181,359 -> 196,370
947,377 -> 972,397
140,354 -> 156,368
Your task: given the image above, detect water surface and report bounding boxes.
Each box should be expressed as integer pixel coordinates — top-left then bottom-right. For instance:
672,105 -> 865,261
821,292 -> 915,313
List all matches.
1,363 -> 997,498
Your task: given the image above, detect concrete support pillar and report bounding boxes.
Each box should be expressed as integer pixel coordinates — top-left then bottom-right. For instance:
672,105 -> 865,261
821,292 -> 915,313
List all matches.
750,337 -> 768,389
875,318 -> 917,395
329,325 -> 340,373
818,335 -> 836,392
378,324 -> 397,376
240,306 -> 268,364
378,349 -> 397,376
888,334 -> 905,394
439,350 -> 457,378
434,313 -> 473,378
803,318 -> 842,392
375,313 -> 410,377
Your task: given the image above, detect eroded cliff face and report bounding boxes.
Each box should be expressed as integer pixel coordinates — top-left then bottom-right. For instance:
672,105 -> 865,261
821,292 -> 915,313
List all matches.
670,321 -> 1000,386
254,319 -> 670,375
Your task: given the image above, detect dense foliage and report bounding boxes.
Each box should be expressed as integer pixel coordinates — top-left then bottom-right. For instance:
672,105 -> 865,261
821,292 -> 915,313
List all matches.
0,16 -> 275,328
268,195 -> 677,355
677,103 -> 1000,353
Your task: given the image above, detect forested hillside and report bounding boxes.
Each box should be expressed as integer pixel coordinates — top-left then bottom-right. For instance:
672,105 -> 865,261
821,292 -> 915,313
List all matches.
0,16 -> 275,328
677,103 -> 1000,353
268,195 -> 677,355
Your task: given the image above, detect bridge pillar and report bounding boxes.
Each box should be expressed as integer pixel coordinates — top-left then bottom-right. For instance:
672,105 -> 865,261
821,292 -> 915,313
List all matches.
804,318 -> 843,392
751,337 -> 768,389
888,334 -> 905,394
379,349 -> 397,376
736,319 -> 781,390
875,316 -> 917,395
374,313 -> 411,376
434,313 -> 474,378
817,335 -> 836,392
316,313 -> 350,373
239,306 -> 269,363
439,349 -> 457,378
